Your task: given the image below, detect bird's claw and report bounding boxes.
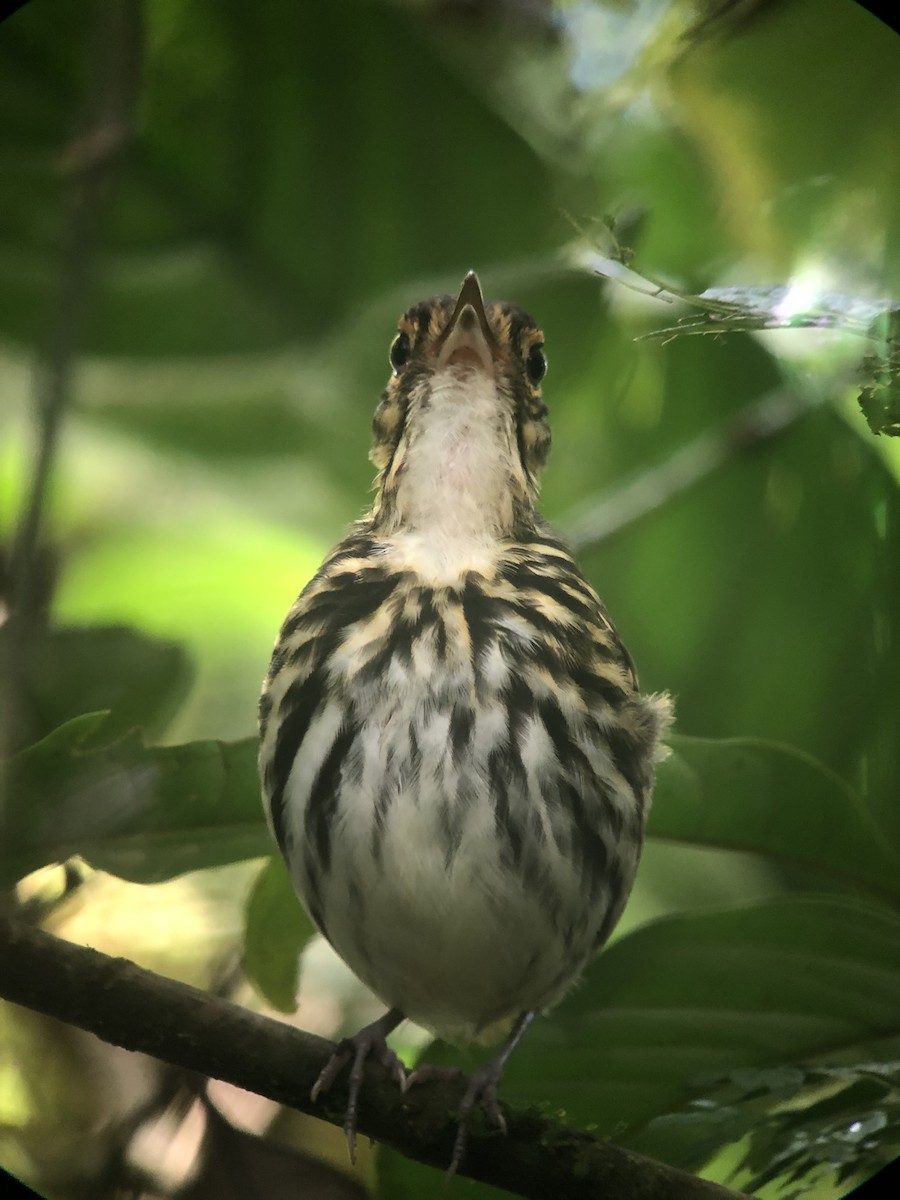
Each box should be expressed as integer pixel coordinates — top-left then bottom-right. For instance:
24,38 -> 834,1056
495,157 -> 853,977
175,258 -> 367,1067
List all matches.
407,1060 -> 508,1178
310,1011 -> 406,1164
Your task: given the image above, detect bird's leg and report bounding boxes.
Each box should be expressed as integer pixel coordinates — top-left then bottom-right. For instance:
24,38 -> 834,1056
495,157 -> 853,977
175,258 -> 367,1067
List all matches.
311,1007 -> 407,1162
408,1010 -> 536,1177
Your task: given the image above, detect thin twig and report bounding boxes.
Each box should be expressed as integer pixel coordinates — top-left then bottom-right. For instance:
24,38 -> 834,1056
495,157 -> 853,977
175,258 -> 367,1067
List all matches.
0,917 -> 752,1200
8,0 -> 141,617
574,246 -> 899,342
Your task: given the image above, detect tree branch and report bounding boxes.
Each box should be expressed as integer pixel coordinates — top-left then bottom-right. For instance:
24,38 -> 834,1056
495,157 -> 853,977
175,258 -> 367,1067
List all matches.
0,916 -> 751,1200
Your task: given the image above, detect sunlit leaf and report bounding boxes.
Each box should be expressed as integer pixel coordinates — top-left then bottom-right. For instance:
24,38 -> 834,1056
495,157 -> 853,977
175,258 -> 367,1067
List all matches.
652,1057 -> 900,1192
411,895 -> 900,1185
243,855 -> 314,1014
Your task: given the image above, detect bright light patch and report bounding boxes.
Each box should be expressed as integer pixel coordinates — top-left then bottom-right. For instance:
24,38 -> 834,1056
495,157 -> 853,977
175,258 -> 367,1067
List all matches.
773,273 -> 827,322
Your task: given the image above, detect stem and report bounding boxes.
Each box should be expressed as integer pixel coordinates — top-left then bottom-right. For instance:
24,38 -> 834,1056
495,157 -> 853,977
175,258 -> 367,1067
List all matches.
8,0 -> 142,618
0,916 -> 751,1200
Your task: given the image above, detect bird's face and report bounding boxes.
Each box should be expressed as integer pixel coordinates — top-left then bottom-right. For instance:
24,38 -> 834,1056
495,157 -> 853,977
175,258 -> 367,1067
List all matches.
370,274 -> 551,531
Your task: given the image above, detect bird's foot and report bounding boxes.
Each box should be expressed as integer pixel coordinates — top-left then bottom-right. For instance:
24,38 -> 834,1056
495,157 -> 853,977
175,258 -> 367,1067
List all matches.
311,1008 -> 406,1163
406,1059 -> 508,1178
407,1011 -> 535,1177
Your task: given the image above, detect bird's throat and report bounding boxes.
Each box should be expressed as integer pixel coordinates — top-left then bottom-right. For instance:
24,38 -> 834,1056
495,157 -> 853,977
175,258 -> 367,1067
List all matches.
378,368 -> 527,581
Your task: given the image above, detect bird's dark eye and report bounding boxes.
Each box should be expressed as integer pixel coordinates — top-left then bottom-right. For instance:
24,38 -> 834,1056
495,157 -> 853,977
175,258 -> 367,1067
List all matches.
390,332 -> 411,372
526,343 -> 547,385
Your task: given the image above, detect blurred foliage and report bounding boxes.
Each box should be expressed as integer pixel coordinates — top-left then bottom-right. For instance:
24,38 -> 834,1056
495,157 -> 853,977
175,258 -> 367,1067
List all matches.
859,308 -> 900,437
4,714 -> 265,887
1,0 -> 899,1198
243,853 -> 315,1014
648,1060 -> 900,1198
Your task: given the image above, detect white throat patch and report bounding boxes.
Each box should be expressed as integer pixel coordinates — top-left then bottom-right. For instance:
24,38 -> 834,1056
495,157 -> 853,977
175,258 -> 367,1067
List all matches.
390,367 -> 519,582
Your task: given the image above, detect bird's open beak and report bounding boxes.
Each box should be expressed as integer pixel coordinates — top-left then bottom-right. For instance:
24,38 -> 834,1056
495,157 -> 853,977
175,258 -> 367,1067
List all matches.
436,271 -> 502,372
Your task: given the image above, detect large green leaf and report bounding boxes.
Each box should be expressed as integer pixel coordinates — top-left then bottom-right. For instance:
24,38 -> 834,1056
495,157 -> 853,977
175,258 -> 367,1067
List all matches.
413,897 -> 900,1166
2,715 -> 266,886
643,1049 -> 900,1187
652,736 -> 900,904
574,390 -> 900,853
53,515 -> 324,744
243,854 -> 314,1014
0,623 -> 193,756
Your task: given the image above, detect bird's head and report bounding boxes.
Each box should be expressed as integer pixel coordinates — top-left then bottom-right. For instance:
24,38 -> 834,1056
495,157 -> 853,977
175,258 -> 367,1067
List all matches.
369,272 -> 550,539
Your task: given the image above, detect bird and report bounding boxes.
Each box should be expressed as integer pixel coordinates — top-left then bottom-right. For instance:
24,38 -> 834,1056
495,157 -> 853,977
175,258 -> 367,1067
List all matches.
258,270 -> 672,1173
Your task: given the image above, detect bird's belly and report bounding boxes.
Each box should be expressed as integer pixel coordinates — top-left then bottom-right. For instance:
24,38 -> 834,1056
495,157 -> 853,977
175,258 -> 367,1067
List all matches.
330,789 -> 581,1038
283,684 -> 634,1039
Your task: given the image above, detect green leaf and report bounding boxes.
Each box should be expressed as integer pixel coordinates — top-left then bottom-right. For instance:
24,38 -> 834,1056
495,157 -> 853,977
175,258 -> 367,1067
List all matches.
243,855 -> 314,1014
0,623 -> 193,756
419,896 -> 900,1161
654,1057 -> 900,1190
650,736 -> 900,903
53,515 -> 324,744
575,388 -> 900,853
2,716 -> 267,886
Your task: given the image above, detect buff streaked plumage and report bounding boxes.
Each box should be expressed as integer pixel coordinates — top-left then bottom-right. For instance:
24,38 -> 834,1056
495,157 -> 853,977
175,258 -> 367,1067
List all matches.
258,271 -> 671,1170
